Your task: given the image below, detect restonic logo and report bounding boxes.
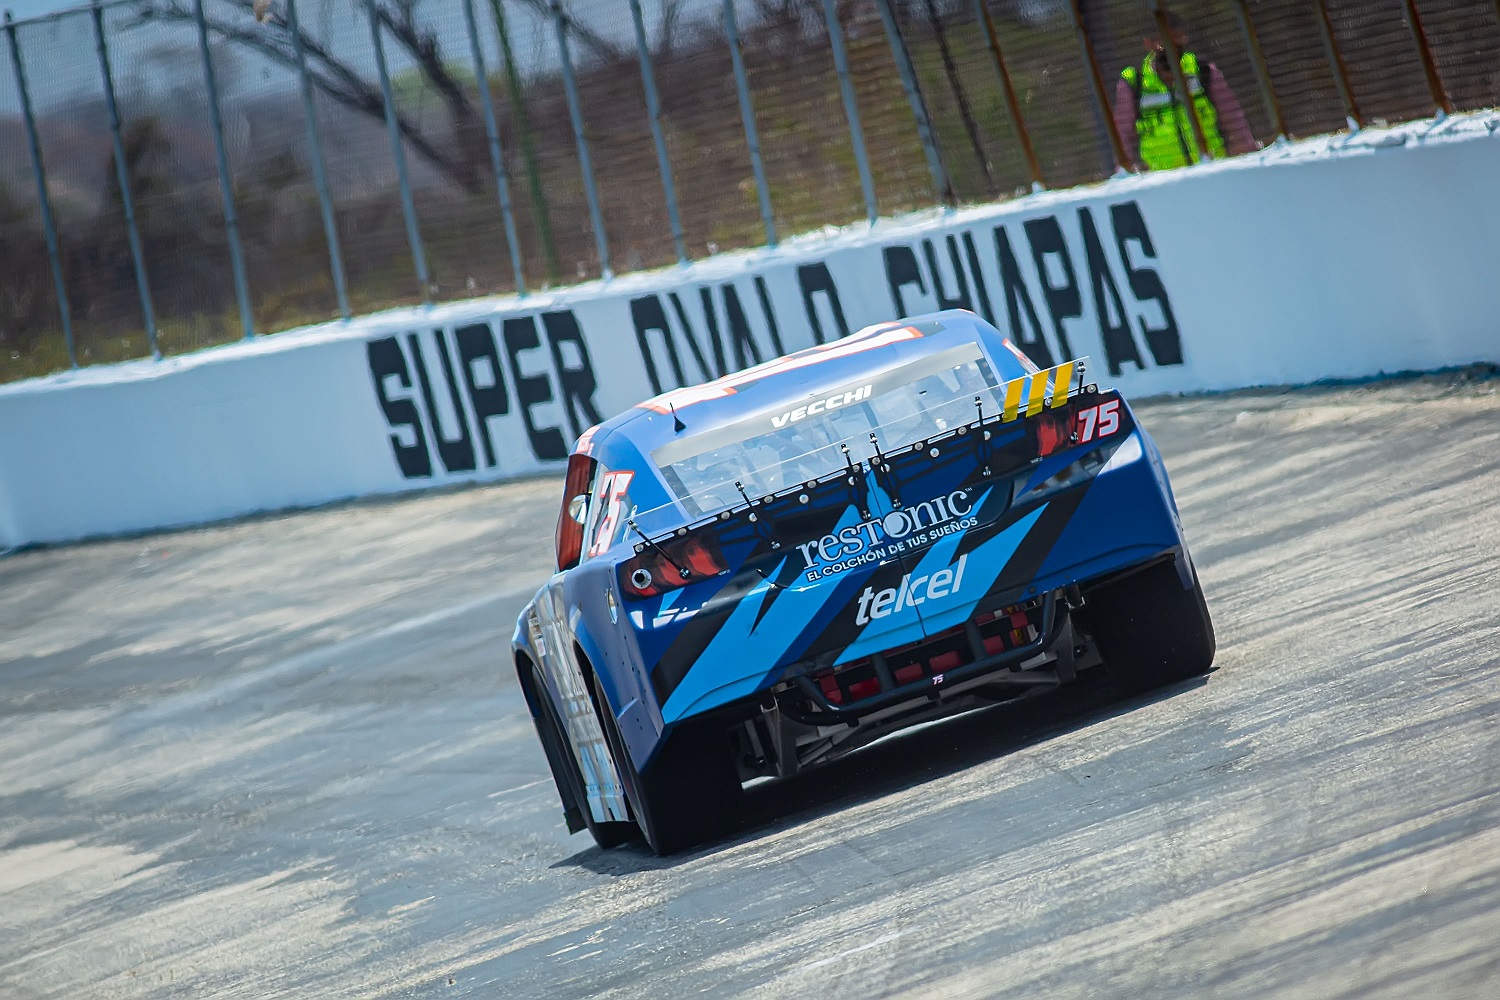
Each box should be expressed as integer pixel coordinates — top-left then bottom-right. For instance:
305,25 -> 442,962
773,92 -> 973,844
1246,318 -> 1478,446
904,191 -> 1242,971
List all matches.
855,554 -> 969,625
797,489 -> 974,569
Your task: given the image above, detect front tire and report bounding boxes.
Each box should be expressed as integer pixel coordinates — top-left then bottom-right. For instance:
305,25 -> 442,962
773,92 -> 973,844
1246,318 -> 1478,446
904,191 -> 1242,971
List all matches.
1083,558 -> 1216,694
589,674 -> 743,855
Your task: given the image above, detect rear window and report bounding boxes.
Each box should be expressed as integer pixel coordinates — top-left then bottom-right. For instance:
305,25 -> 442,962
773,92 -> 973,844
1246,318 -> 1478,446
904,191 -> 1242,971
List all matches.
652,344 -> 999,515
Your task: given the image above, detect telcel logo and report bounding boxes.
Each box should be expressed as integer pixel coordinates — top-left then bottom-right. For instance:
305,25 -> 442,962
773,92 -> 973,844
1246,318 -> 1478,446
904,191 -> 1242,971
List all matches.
855,554 -> 969,625
771,384 -> 872,428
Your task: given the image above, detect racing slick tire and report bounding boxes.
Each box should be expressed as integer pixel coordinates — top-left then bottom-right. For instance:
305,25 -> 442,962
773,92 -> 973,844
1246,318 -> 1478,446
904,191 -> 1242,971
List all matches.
530,665 -> 636,851
589,674 -> 743,856
1083,559 -> 1216,695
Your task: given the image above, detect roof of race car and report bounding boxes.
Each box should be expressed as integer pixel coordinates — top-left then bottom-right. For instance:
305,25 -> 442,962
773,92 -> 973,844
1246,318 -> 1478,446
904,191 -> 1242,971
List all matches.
575,310 -> 1035,468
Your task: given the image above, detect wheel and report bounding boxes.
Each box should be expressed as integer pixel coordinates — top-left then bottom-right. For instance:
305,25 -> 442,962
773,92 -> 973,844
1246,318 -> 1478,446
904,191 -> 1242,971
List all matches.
1082,558 -> 1215,694
530,665 -> 637,851
589,673 -> 743,856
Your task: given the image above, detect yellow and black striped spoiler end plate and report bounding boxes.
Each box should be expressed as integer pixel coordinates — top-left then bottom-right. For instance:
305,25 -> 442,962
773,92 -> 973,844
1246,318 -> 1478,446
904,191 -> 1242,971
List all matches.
995,358 -> 1088,423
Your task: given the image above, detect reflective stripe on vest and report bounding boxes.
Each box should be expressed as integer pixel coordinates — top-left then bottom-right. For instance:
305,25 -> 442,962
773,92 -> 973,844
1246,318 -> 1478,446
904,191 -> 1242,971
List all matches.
1123,51 -> 1226,169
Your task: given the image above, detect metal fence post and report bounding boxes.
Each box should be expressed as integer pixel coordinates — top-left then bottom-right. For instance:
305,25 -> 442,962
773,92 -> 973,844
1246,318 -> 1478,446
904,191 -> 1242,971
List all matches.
1149,1 -> 1211,163
551,0 -> 611,279
367,0 -> 431,300
193,0 -> 254,339
919,0 -> 992,195
627,0 -> 687,264
722,0 -> 775,248
5,10 -> 75,368
971,0 -> 1044,191
1310,0 -> 1363,131
1066,0 -> 1132,174
93,2 -> 159,357
1397,0 -> 1453,117
873,0 -> 953,204
1231,0 -> 1288,142
491,0 -> 557,285
462,0 -> 527,293
820,0 -> 878,224
287,0 -> 350,319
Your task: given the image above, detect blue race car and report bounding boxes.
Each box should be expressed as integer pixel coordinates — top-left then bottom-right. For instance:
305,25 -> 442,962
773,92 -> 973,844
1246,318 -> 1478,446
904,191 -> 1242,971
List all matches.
513,310 -> 1214,854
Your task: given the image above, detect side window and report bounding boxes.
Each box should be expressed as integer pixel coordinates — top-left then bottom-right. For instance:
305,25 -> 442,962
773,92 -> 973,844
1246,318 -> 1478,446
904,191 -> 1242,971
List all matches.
585,467 -> 634,560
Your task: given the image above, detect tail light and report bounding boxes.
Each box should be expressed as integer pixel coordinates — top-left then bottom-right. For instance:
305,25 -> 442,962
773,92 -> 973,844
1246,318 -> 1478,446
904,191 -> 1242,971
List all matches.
619,533 -> 727,601
555,454 -> 595,572
815,657 -> 878,705
798,602 -> 1043,709
1032,407 -> 1073,459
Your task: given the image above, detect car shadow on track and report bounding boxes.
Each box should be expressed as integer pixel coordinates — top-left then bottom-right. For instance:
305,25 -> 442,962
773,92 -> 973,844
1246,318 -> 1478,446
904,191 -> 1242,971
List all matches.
552,670 -> 1212,875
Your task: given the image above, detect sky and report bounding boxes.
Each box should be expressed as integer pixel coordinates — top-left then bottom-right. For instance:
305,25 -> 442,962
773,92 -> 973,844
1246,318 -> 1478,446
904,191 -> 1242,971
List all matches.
3,0 -> 732,114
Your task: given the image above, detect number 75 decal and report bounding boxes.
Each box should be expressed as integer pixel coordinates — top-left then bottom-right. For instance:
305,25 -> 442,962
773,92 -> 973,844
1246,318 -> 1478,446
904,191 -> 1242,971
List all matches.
587,471 -> 634,558
1076,399 -> 1121,444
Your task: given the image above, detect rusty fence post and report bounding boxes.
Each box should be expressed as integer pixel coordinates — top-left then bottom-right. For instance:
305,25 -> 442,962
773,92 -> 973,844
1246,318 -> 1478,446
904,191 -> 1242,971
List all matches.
1310,0 -> 1362,131
1397,0 -> 1453,117
1232,0 -> 1288,141
1065,0 -> 1132,174
970,0 -> 1044,190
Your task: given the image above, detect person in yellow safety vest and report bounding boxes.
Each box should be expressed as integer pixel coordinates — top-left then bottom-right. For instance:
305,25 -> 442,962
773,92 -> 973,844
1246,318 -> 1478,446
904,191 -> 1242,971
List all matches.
1112,12 -> 1256,171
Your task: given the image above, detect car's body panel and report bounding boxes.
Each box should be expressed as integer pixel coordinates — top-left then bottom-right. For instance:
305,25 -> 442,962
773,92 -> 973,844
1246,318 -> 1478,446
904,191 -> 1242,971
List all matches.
513,575 -> 630,825
513,309 -> 1194,830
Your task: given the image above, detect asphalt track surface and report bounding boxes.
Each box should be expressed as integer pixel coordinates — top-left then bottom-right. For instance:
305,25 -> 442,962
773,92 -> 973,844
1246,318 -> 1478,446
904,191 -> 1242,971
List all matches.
3,375 -> 1498,999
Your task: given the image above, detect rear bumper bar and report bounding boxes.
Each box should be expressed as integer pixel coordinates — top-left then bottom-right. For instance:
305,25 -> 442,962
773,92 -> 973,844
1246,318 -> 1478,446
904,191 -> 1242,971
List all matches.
782,593 -> 1066,723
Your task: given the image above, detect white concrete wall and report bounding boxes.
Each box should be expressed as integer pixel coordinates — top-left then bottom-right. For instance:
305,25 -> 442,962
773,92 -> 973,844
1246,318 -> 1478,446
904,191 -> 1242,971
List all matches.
2,113 -> 1497,548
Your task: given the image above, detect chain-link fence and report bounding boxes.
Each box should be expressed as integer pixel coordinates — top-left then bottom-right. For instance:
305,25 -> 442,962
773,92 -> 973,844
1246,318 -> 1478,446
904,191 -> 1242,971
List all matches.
3,0 -> 1496,381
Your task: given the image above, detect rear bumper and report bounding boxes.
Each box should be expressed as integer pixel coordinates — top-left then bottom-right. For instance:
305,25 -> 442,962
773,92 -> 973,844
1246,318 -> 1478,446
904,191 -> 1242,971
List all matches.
783,591 -> 1067,722
654,426 -> 1185,725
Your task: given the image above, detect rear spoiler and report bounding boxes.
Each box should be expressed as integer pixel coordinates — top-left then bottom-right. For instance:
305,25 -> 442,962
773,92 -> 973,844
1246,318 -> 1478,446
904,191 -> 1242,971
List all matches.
633,358 -> 1094,548
993,359 -> 1084,422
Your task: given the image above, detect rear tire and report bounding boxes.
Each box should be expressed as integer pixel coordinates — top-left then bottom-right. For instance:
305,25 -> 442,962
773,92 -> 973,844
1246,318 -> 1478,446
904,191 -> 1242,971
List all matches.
590,674 -> 743,856
1083,559 -> 1215,694
530,665 -> 636,851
